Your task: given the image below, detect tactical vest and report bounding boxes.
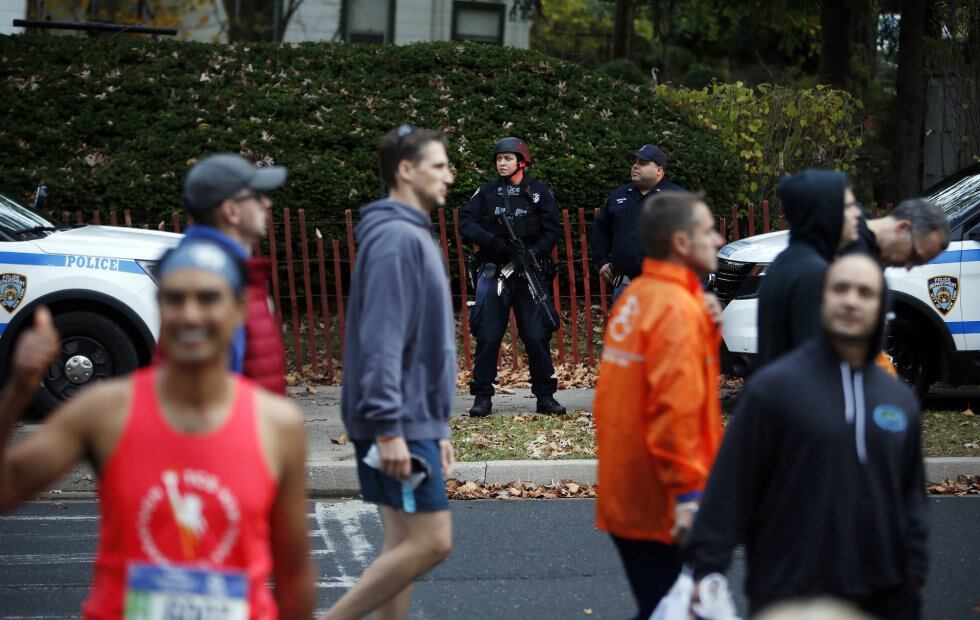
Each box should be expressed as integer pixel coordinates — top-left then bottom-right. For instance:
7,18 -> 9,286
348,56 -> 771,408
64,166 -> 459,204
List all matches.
478,179 -> 543,242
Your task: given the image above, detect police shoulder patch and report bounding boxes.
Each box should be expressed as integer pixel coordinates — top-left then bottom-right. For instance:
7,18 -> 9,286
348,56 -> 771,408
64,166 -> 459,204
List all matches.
0,273 -> 27,313
928,275 -> 958,315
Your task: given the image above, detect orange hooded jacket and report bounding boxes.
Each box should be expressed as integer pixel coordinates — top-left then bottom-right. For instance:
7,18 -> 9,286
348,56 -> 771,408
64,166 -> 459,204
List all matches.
594,258 -> 724,543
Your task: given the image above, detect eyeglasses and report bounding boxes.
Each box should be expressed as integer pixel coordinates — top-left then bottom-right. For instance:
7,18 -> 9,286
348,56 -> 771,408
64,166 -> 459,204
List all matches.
907,228 -> 926,265
231,190 -> 267,204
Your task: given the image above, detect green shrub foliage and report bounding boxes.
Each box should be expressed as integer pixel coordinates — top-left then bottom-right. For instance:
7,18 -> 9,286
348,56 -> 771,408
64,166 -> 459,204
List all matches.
596,59 -> 648,86
656,82 -> 865,205
1,36 -> 742,224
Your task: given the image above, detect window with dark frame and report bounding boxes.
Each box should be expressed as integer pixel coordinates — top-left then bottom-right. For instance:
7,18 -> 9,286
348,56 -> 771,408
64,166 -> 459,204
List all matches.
344,0 -> 396,44
452,1 -> 505,46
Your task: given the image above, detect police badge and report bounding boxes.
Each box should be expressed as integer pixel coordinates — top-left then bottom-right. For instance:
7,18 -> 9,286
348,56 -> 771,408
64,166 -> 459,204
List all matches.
928,275 -> 958,315
0,274 -> 27,313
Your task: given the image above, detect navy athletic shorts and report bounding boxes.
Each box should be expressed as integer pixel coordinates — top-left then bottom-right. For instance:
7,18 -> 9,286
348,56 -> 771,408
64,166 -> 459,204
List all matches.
353,439 -> 449,512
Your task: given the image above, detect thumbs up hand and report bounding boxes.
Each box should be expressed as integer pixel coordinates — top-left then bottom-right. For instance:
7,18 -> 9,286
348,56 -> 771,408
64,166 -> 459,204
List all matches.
11,307 -> 59,391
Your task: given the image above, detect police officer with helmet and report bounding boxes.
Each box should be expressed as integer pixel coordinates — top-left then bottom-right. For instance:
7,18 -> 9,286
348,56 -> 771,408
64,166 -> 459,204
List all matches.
459,137 -> 566,417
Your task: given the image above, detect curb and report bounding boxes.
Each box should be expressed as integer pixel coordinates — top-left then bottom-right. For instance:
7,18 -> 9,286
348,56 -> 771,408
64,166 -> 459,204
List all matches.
40,457 -> 980,497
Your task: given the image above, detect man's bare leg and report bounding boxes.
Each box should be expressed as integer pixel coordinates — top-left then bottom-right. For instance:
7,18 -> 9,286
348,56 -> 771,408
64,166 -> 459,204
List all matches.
374,506 -> 412,620
322,509 -> 452,620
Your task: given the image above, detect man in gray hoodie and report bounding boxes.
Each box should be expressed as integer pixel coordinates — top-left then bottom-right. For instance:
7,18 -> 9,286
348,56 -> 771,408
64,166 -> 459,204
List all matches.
325,125 -> 456,620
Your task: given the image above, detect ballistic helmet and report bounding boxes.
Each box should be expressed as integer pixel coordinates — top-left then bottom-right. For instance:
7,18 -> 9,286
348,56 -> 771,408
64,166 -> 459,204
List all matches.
494,137 -> 532,165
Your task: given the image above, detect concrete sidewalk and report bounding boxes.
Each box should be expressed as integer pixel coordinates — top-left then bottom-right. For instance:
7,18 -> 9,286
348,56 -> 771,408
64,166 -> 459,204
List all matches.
13,386 -> 980,496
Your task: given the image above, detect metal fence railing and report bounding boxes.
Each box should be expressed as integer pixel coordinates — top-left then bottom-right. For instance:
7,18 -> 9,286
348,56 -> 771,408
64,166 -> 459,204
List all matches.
54,200 -> 891,375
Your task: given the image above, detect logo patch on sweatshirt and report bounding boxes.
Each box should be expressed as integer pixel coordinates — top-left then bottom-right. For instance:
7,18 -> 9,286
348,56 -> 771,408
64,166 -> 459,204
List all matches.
872,405 -> 908,433
928,275 -> 958,315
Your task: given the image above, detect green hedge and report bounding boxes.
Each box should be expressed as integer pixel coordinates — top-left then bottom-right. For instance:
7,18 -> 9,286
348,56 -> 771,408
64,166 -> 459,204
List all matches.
0,36 -> 741,225
656,82 -> 865,206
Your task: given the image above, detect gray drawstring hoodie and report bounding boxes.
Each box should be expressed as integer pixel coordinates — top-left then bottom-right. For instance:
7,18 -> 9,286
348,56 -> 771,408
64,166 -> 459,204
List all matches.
340,199 -> 456,441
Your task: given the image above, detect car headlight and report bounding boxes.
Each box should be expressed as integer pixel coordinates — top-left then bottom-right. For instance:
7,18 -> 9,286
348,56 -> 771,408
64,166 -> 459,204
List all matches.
735,263 -> 769,299
137,259 -> 160,283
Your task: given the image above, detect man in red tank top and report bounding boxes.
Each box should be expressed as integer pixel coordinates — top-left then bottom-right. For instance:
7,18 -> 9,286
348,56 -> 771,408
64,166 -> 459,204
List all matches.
0,240 -> 315,619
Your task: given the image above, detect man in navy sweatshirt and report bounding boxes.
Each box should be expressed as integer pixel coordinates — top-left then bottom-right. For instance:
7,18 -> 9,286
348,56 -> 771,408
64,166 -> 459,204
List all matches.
684,253 -> 928,620
327,125 -> 456,620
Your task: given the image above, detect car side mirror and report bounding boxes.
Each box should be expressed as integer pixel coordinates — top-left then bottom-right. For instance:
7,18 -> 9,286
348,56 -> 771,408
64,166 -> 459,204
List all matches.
32,184 -> 48,212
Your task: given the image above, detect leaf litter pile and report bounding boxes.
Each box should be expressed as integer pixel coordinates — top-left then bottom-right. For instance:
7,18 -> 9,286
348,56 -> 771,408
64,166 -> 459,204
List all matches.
926,475 -> 980,496
446,479 -> 597,500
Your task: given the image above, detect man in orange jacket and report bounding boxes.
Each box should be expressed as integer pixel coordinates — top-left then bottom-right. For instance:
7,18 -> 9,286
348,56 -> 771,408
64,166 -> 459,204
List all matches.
594,191 -> 725,619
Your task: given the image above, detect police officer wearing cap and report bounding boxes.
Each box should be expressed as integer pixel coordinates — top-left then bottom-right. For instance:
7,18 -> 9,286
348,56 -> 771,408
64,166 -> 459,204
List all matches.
592,144 -> 684,302
458,137 -> 565,417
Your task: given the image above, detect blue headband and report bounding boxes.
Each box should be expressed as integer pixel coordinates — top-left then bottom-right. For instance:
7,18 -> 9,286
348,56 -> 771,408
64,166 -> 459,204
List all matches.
158,240 -> 245,294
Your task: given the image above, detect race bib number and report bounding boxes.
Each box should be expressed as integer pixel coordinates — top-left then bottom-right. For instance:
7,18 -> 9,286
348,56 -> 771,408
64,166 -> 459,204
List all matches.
124,563 -> 249,620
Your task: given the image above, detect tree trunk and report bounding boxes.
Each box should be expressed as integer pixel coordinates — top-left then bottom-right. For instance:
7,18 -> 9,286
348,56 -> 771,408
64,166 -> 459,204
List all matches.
972,3 -> 980,119
612,1 -> 634,60
819,0 -> 853,87
851,0 -> 878,93
886,0 -> 931,202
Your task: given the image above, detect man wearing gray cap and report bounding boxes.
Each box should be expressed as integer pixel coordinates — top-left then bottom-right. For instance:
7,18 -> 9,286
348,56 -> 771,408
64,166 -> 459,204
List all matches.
592,144 -> 684,303
174,153 -> 288,393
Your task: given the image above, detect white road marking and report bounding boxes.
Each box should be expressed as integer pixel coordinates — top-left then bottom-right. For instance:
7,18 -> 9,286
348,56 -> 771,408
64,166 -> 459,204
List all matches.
314,501 -> 349,581
314,501 -> 377,566
316,576 -> 359,588
1,513 -> 317,521
0,553 -> 93,565
0,515 -> 99,521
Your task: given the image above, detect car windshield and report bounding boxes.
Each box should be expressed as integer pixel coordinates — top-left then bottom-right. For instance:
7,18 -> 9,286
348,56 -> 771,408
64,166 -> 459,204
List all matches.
0,192 -> 57,238
920,164 -> 980,224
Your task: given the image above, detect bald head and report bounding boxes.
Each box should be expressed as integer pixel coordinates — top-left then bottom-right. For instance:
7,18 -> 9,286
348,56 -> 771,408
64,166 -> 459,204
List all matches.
820,254 -> 885,345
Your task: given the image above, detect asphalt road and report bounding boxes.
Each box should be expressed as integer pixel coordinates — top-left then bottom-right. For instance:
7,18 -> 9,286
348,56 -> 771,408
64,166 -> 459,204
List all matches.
0,498 -> 977,619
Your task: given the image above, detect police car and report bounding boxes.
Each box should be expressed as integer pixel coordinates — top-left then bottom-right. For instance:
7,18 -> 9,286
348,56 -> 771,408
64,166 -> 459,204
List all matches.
0,190 -> 180,412
713,163 -> 980,397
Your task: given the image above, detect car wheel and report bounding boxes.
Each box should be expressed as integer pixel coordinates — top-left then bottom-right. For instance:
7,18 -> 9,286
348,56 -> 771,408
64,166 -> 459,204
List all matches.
883,316 -> 933,398
32,311 -> 140,415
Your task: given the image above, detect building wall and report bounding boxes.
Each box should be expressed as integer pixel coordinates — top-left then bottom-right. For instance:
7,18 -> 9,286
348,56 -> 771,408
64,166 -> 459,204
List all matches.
0,0 -> 530,47
178,0 -> 226,42
0,0 -> 25,36
283,0 -> 342,42
393,0 -> 433,45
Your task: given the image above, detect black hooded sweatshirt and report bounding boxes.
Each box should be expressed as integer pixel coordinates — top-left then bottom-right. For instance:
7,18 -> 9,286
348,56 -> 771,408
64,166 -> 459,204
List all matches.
683,283 -> 928,614
757,170 -> 847,365
844,215 -> 882,262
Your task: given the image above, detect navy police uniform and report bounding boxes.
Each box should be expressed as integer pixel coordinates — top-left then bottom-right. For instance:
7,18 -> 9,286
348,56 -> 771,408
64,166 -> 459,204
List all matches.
458,176 -> 561,400
591,177 -> 684,282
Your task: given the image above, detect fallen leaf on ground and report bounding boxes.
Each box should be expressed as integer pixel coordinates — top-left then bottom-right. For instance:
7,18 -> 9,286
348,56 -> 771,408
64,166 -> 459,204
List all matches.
926,475 -> 979,496
964,407 -> 976,417
446,479 -> 597,500
330,432 -> 348,445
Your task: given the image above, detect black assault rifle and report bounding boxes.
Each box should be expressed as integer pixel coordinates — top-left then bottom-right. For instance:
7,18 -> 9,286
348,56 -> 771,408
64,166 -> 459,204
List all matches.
498,212 -> 559,331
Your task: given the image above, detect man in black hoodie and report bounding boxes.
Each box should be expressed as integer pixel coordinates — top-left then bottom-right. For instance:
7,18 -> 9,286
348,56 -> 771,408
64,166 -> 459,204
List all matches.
757,170 -> 861,366
684,253 -> 928,620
